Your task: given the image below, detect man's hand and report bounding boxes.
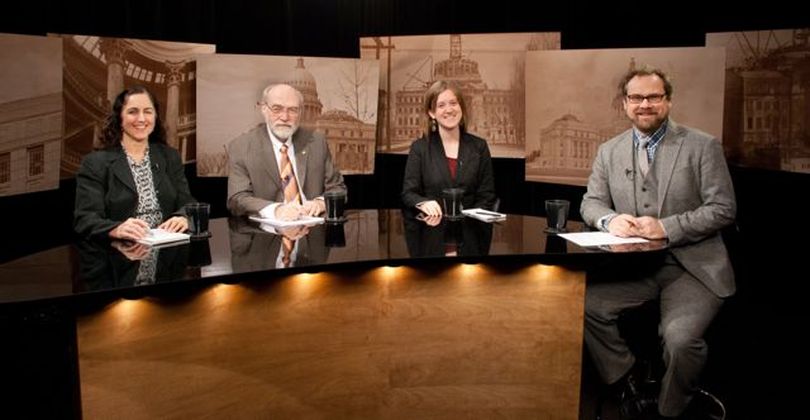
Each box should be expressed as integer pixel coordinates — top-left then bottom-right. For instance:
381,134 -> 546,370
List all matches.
607,214 -> 667,239
632,216 -> 667,240
302,199 -> 325,217
275,203 -> 303,221
606,214 -> 639,238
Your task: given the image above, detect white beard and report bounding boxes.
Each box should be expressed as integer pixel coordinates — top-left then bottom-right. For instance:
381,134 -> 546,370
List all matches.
271,124 -> 297,140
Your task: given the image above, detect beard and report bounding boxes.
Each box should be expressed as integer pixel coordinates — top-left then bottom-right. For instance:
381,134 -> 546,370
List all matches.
270,123 -> 298,140
630,112 -> 667,135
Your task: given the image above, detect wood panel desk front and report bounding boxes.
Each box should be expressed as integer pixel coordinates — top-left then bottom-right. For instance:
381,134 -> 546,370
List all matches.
0,209 -> 665,419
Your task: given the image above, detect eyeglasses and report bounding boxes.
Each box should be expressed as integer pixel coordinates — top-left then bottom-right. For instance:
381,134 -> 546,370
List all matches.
626,93 -> 667,104
261,103 -> 301,117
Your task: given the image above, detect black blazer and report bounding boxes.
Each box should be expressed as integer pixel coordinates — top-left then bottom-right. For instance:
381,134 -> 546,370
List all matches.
74,143 -> 194,239
401,132 -> 496,210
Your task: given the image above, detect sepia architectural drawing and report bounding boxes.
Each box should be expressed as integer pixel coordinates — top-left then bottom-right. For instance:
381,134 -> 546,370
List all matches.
707,29 -> 810,173
0,33 -> 62,197
196,55 -> 379,177
360,33 -> 560,157
525,48 -> 726,186
57,34 -> 215,177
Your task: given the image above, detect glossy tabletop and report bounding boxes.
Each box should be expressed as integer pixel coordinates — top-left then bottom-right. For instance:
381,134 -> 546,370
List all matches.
0,209 -> 666,304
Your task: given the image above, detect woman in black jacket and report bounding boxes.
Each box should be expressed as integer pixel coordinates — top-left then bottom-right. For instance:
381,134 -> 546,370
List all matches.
74,85 -> 194,240
401,80 -> 496,216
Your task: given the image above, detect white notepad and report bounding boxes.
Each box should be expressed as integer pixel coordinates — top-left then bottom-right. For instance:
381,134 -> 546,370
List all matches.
462,208 -> 507,223
249,215 -> 325,228
136,228 -> 191,247
557,232 -> 648,247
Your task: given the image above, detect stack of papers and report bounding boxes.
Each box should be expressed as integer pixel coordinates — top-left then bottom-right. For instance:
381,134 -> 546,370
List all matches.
249,215 -> 325,228
462,208 -> 507,223
136,228 -> 190,247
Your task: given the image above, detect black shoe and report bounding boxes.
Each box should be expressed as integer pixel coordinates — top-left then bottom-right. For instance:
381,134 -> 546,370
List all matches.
670,389 -> 726,420
616,369 -> 660,420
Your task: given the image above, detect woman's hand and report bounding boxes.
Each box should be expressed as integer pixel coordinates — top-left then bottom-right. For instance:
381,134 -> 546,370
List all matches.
109,218 -> 150,240
422,214 -> 443,227
159,216 -> 189,233
416,200 -> 443,217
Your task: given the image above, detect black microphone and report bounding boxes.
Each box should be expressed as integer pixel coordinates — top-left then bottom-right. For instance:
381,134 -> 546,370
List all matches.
625,168 -> 633,179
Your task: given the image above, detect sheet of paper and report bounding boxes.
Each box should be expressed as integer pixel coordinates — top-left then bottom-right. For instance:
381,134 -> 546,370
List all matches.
557,231 -> 648,247
249,215 -> 325,228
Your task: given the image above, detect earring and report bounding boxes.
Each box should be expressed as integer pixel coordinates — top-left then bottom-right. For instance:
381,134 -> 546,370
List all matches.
430,118 -> 437,132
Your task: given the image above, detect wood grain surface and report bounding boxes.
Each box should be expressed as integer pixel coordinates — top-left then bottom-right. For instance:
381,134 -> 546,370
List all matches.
78,264 -> 585,419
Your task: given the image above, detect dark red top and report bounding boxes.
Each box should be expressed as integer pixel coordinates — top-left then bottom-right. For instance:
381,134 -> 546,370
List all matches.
447,157 -> 458,180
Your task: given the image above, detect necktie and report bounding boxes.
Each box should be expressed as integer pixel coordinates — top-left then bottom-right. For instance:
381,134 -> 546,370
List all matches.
282,237 -> 295,268
637,138 -> 650,177
279,144 -> 301,204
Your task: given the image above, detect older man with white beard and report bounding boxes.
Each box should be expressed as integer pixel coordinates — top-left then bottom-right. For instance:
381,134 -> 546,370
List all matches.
226,83 -> 345,221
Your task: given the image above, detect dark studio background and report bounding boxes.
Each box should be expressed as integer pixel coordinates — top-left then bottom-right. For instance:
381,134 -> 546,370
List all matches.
1,1 -> 809,418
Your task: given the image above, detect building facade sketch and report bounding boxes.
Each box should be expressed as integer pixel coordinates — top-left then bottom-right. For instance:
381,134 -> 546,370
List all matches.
360,33 -> 561,157
196,54 -> 379,177
57,34 -> 215,177
707,29 -> 810,173
525,48 -> 726,186
0,33 -> 62,197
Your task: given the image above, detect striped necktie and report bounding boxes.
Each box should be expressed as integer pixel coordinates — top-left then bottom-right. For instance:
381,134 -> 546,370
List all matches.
279,143 -> 301,204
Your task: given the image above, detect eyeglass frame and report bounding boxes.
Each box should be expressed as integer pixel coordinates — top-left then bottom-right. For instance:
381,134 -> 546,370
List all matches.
259,102 -> 301,117
625,93 -> 668,104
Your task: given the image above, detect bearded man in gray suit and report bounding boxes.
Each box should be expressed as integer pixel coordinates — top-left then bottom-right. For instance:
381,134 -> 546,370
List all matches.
580,68 -> 736,419
227,83 -> 345,221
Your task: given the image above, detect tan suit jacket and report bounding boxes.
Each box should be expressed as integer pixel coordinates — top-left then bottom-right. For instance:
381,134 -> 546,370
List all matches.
227,125 -> 345,216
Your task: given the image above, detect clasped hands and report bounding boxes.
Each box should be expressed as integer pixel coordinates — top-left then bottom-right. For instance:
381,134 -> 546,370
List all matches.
606,214 -> 666,240
416,200 -> 443,226
275,200 -> 325,221
109,216 -> 188,241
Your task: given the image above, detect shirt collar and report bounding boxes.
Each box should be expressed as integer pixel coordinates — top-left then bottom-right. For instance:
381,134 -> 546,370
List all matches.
633,119 -> 668,148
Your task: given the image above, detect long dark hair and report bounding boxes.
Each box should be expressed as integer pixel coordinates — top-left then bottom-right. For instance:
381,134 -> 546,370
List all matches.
99,85 -> 167,148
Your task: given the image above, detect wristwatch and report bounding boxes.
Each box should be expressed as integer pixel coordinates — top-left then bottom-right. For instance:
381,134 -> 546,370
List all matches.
599,214 -> 617,232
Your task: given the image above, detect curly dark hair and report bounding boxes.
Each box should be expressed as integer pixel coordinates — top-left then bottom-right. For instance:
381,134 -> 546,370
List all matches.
99,85 -> 167,148
617,67 -> 673,99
